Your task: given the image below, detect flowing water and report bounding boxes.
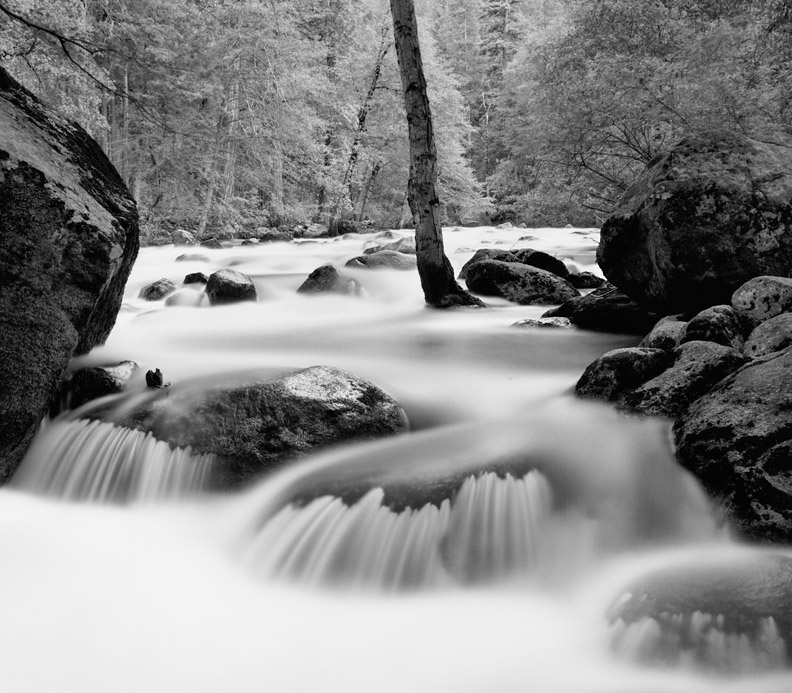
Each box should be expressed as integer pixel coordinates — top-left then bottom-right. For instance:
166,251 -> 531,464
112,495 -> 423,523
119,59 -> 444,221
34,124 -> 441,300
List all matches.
6,226 -> 792,692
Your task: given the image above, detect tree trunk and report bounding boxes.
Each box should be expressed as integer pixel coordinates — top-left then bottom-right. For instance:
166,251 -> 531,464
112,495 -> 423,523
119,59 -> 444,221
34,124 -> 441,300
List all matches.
356,160 -> 381,222
390,0 -> 483,308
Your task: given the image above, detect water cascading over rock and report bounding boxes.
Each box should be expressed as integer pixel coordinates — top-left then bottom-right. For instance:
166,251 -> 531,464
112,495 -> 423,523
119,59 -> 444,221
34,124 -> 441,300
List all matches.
0,67 -> 139,481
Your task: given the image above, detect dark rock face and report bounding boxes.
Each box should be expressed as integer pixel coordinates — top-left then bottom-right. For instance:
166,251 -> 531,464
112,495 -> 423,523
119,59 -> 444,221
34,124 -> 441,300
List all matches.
345,250 -> 417,270
543,283 -> 660,335
465,260 -> 579,305
205,269 -> 257,304
674,347 -> 792,542
68,361 -> 139,409
609,553 -> 792,672
183,272 -> 208,285
458,249 -> 516,280
598,131 -> 792,314
297,265 -> 359,295
680,305 -> 744,350
574,348 -> 670,401
117,365 -> 409,488
511,248 -> 569,278
744,313 -> 792,358
567,271 -> 605,289
618,341 -> 747,418
639,315 -> 686,351
0,68 -> 139,481
732,276 -> 792,328
139,278 -> 177,301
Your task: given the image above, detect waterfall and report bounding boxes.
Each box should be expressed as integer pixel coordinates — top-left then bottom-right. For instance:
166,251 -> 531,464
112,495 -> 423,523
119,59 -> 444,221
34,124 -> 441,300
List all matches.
245,471 -> 552,589
12,418 -> 214,503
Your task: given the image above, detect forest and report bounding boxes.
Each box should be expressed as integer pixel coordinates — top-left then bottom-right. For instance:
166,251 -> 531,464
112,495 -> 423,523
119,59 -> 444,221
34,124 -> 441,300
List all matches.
1,0 -> 790,236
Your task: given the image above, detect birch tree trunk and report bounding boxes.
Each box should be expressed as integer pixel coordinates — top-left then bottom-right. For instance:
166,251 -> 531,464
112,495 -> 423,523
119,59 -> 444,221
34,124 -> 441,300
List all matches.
390,0 -> 483,308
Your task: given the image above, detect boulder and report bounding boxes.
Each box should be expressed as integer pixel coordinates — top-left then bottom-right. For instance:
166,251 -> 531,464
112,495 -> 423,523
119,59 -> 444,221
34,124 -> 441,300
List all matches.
117,365 -> 409,488
206,269 -> 257,305
0,68 -> 139,481
574,348 -> 671,402
345,250 -> 417,271
511,317 -> 573,329
732,276 -> 792,328
543,283 -> 660,335
176,253 -> 210,263
511,248 -> 570,278
458,248 -> 516,280
183,272 -> 208,285
258,230 -> 293,243
465,260 -> 580,305
297,265 -> 359,295
139,278 -> 177,301
67,361 -> 139,409
567,271 -> 605,289
363,236 -> 416,256
744,313 -> 792,358
609,552 -> 792,672
639,316 -> 686,351
171,229 -> 196,245
679,305 -> 744,350
618,341 -> 747,418
673,347 -> 792,542
598,130 -> 792,314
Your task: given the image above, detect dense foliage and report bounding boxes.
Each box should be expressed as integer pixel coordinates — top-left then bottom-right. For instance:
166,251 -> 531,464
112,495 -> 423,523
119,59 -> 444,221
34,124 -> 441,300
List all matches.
1,0 -> 790,232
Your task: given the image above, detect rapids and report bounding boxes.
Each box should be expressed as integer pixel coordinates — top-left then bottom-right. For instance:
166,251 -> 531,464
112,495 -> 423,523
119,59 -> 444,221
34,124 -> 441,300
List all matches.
6,226 -> 792,692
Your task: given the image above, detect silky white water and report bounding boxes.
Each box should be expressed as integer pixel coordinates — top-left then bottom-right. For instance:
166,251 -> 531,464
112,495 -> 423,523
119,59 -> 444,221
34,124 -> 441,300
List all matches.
7,226 -> 792,692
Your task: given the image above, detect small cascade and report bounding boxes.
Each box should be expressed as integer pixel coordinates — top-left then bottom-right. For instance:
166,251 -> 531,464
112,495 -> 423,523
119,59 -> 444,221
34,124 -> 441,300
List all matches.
12,418 -> 214,503
610,611 -> 788,674
245,471 -> 553,589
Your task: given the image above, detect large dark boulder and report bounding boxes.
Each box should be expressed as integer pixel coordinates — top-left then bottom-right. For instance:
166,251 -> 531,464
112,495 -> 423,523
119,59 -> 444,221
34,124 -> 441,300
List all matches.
115,366 -> 409,488
458,249 -> 516,280
0,68 -> 139,481
679,305 -> 744,350
674,347 -> 792,542
574,347 -> 671,402
511,248 -> 570,278
598,131 -> 792,314
67,361 -> 139,409
543,283 -> 660,335
205,269 -> 257,304
639,315 -> 686,351
297,265 -> 359,295
466,260 -> 579,305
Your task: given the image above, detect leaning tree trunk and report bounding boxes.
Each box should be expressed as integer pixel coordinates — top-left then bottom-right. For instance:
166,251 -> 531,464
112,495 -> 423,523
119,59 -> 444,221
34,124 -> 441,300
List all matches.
390,0 -> 483,308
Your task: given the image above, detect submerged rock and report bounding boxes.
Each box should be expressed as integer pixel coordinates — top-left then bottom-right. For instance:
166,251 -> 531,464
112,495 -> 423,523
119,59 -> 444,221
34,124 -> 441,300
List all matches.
297,265 -> 359,295
176,253 -> 210,263
512,317 -> 574,329
598,130 -> 792,314
67,361 -> 139,409
116,365 -> 409,488
139,278 -> 177,301
543,283 -> 660,335
206,269 -> 257,304
465,260 -> 579,305
674,347 -> 792,542
345,250 -> 417,270
0,67 -> 139,481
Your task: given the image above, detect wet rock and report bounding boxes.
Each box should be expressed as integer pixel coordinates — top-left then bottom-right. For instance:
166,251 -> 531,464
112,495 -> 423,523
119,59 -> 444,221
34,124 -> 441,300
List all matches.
543,283 -> 660,335
598,130 -> 792,314
466,260 -> 580,305
68,361 -> 139,409
145,368 -> 167,388
0,67 -> 138,480
458,249 -> 516,280
118,366 -> 409,488
567,271 -> 605,289
744,313 -> 792,358
345,250 -> 417,271
618,341 -> 747,418
674,347 -> 792,542
139,278 -> 177,301
639,315 -> 686,351
512,317 -> 574,329
258,230 -> 292,243
680,305 -> 744,350
183,272 -> 208,285
200,238 -> 224,249
732,276 -> 792,328
363,236 -> 416,256
171,229 -> 196,245
511,248 -> 570,278
574,348 -> 670,402
609,552 -> 792,672
176,253 -> 210,263
297,265 -> 359,295
205,269 -> 257,305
